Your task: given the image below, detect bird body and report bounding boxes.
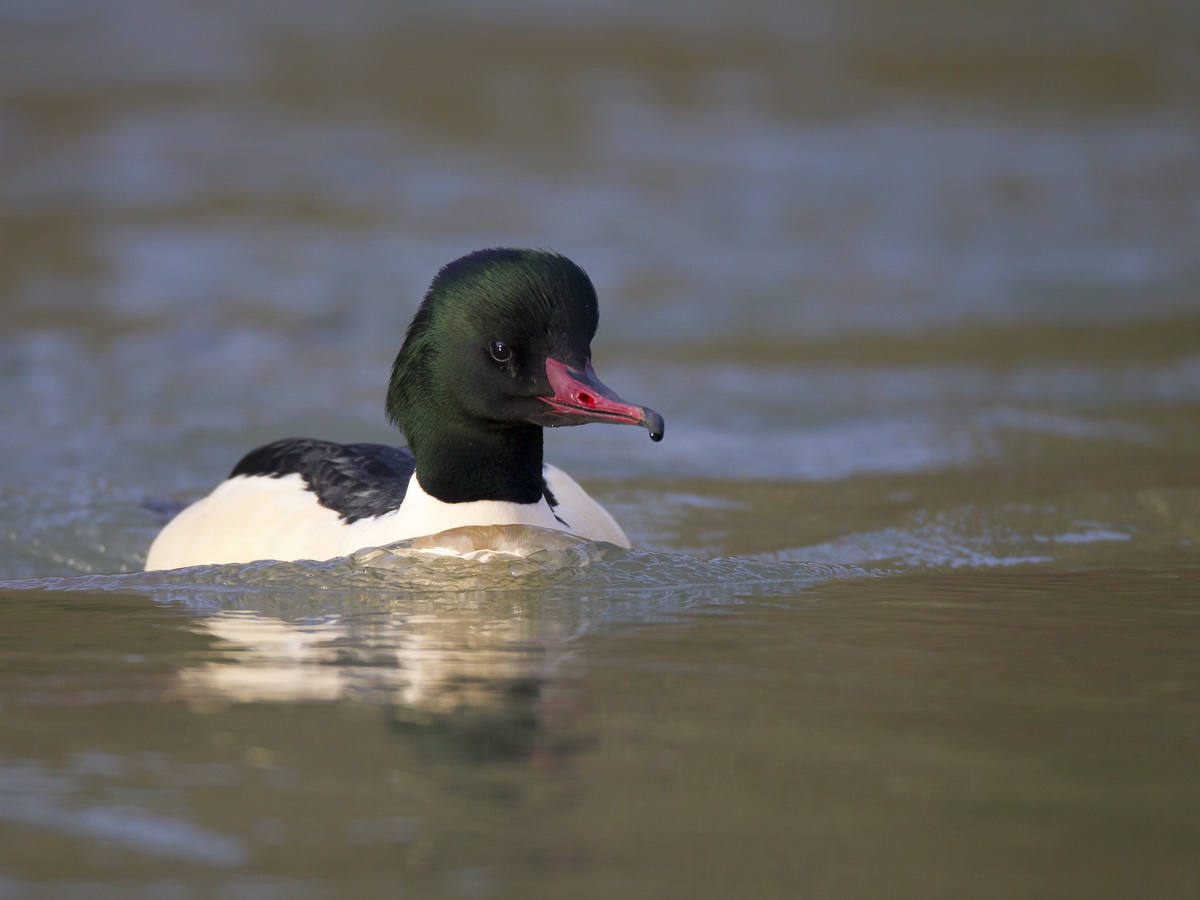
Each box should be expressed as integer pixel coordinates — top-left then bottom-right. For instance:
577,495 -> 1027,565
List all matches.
144,249 -> 661,570
144,452 -> 628,570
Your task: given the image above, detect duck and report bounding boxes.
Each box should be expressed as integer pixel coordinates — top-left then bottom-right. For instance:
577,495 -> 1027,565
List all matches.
143,248 -> 664,570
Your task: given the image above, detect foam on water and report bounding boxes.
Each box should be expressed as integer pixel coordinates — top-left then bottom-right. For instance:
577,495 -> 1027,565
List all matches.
764,501 -> 1167,571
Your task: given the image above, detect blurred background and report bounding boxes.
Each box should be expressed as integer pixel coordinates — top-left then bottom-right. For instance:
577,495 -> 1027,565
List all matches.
0,0 -> 1198,568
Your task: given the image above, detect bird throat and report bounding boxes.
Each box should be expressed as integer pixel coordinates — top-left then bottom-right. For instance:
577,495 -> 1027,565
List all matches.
411,421 -> 546,505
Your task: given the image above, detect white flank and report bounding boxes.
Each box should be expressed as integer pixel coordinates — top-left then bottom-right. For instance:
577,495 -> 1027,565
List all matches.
144,465 -> 629,570
542,465 -> 629,546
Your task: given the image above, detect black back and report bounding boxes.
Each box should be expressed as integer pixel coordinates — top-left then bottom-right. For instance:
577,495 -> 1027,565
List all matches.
230,437 -> 561,524
231,439 -> 415,524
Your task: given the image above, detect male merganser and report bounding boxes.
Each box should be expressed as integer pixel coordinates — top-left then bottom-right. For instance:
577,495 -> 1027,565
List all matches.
144,248 -> 663,570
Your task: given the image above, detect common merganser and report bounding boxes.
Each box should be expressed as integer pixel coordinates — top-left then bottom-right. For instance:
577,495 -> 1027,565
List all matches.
144,248 -> 663,570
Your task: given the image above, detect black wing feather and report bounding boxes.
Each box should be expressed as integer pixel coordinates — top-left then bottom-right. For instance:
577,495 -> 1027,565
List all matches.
230,438 -> 415,523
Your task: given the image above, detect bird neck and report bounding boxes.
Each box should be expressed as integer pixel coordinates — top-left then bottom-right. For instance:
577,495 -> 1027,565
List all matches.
411,421 -> 545,505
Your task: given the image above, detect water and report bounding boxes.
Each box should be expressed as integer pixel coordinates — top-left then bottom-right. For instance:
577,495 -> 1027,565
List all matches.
2,0 -> 1199,896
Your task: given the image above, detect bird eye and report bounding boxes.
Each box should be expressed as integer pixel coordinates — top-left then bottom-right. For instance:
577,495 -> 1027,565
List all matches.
488,340 -> 513,364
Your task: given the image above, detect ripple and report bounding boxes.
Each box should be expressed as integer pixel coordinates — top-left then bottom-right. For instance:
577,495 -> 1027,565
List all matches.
0,525 -> 869,601
0,757 -> 247,866
0,528 -> 870,712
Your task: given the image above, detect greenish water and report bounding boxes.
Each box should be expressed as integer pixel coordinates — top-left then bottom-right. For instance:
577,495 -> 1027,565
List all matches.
2,0 -> 1199,896
2,557 -> 1198,898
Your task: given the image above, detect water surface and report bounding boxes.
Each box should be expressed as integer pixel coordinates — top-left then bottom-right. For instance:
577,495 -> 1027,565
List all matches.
1,0 -> 1198,896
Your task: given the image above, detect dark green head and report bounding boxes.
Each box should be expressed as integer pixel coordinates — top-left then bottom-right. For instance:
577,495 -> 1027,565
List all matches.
386,248 -> 662,503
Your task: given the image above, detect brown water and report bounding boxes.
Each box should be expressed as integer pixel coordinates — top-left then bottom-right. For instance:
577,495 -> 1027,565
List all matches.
2,0 -> 1199,897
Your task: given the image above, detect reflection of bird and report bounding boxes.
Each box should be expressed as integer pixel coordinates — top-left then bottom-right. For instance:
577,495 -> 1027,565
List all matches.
172,601 -> 575,751
145,249 -> 664,570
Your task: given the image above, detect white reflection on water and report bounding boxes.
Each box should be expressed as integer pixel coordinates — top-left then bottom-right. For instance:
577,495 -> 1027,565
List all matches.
168,527 -> 855,708
171,530 -> 589,709
2,526 -> 858,710
176,604 -> 565,712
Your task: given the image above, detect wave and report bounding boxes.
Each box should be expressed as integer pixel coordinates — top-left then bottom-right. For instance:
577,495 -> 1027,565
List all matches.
0,525 -> 869,605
